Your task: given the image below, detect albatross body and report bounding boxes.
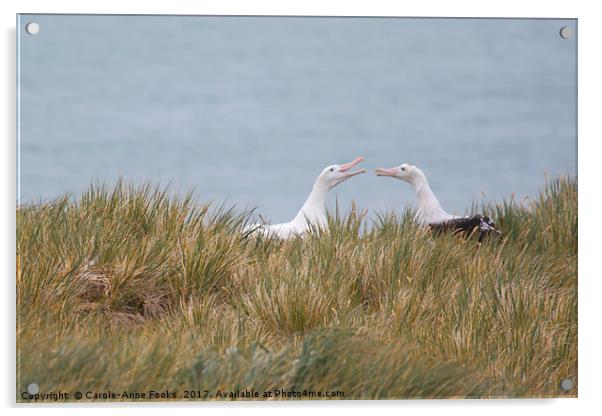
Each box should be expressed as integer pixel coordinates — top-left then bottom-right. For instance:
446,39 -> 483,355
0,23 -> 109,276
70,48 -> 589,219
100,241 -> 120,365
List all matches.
375,163 -> 501,241
247,157 -> 366,239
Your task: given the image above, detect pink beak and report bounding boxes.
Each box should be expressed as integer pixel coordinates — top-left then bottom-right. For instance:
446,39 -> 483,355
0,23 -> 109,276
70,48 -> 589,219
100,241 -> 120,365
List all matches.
339,157 -> 366,176
375,166 -> 400,177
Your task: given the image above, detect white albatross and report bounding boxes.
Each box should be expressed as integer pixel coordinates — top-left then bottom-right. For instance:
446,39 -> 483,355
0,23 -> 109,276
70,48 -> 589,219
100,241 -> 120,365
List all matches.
245,157 -> 367,239
375,163 -> 501,241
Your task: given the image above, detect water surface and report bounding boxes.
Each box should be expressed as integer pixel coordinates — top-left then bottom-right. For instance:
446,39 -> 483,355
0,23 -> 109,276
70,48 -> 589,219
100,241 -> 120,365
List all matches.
18,16 -> 577,222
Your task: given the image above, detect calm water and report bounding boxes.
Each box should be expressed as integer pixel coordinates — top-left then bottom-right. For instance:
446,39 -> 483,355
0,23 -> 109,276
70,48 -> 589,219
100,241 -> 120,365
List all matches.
18,15 -> 577,222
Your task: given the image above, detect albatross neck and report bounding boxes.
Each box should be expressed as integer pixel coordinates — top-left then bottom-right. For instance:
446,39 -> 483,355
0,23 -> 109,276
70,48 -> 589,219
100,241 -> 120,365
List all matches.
410,174 -> 451,224
293,180 -> 329,226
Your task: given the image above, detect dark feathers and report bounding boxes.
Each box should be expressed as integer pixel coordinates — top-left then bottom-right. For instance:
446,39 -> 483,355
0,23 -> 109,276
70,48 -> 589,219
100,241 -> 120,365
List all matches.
428,215 -> 501,242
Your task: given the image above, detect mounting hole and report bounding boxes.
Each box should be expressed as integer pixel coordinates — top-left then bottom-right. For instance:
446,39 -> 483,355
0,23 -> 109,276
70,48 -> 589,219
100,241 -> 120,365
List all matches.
559,26 -> 572,39
27,383 -> 39,394
560,378 -> 574,391
25,22 -> 40,35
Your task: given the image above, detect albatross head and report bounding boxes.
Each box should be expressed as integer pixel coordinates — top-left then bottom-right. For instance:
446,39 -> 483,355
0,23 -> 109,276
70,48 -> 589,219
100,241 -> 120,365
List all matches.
317,157 -> 367,188
374,163 -> 425,184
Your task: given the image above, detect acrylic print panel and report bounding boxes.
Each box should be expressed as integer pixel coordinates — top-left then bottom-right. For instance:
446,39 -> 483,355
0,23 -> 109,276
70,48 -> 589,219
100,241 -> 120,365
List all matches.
17,15 -> 577,402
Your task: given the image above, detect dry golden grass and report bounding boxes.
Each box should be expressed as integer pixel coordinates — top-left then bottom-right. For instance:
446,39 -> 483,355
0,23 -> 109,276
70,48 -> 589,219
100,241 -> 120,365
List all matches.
16,177 -> 577,401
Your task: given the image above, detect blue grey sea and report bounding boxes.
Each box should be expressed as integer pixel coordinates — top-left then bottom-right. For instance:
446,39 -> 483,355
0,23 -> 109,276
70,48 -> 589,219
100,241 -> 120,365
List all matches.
18,15 -> 577,222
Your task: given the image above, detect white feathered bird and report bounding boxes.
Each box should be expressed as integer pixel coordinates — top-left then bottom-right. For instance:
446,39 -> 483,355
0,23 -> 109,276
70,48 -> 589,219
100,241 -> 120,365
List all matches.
245,157 -> 366,239
375,163 -> 501,241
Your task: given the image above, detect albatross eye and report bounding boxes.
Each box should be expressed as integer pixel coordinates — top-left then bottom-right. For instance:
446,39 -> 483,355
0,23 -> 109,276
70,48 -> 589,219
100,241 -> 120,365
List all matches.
330,168 -> 334,172
401,167 -> 405,171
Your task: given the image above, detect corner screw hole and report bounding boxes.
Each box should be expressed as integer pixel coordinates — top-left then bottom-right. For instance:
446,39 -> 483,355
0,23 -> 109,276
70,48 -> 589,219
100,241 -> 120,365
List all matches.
25,22 -> 40,35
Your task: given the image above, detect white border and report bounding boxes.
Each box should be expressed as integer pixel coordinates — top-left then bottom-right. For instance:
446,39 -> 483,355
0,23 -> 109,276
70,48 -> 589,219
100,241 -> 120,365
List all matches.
3,1 -> 600,415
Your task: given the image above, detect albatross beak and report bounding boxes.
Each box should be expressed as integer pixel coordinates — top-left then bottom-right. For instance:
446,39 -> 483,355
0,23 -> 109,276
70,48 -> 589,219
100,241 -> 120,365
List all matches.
339,157 -> 367,177
375,166 -> 400,177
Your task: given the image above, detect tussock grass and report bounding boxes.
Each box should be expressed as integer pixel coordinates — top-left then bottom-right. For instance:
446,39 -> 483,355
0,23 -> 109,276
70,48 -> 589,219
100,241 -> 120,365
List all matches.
16,177 -> 577,400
